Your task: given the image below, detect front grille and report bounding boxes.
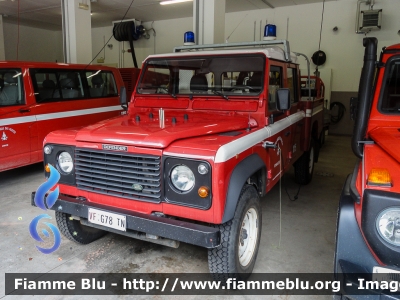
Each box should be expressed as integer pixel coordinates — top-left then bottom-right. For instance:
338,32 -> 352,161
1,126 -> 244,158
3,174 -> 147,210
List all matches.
75,148 -> 161,202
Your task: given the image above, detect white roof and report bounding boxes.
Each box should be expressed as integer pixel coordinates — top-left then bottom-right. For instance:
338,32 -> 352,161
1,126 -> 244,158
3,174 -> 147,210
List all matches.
145,46 -> 298,63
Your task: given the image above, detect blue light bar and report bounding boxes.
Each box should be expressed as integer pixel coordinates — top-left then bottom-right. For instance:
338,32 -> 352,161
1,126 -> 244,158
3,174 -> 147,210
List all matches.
184,31 -> 195,45
263,24 -> 276,40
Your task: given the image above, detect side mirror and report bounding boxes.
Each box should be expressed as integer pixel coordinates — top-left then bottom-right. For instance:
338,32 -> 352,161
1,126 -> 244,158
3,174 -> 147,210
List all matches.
120,86 -> 127,111
276,88 -> 291,111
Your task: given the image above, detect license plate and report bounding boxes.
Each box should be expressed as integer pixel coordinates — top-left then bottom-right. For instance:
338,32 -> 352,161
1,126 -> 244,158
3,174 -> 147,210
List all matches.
373,266 -> 400,282
88,208 -> 126,232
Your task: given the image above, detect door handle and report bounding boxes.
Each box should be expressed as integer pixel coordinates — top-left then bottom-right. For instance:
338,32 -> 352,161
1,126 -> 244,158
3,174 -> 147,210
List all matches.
285,131 -> 291,137
19,108 -> 30,113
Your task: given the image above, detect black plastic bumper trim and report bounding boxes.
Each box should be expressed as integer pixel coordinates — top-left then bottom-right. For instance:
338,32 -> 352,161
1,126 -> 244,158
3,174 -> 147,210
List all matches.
31,192 -> 220,249
350,160 -> 361,204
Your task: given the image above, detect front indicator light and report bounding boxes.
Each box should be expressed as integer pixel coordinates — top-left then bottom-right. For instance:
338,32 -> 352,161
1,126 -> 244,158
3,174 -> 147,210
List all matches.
45,164 -> 51,173
368,168 -> 392,187
376,208 -> 400,246
198,186 -> 209,198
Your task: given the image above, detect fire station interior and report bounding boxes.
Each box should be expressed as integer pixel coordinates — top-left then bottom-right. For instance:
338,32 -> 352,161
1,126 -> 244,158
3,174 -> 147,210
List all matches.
1,0 -> 400,299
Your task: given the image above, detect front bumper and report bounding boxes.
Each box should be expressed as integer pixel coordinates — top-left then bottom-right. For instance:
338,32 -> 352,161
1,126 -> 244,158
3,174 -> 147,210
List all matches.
31,192 -> 220,249
334,175 -> 400,299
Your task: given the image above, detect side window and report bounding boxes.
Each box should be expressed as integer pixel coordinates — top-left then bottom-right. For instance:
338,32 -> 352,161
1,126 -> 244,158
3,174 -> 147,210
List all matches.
0,69 -> 25,106
287,68 -> 298,103
31,69 -> 85,102
268,66 -> 282,111
33,72 -> 58,102
58,71 -> 83,99
86,71 -> 118,98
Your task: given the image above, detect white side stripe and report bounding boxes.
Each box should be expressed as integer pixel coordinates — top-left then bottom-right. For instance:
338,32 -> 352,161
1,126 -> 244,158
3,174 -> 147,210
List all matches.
214,111 -> 305,163
0,116 -> 36,126
0,105 -> 121,126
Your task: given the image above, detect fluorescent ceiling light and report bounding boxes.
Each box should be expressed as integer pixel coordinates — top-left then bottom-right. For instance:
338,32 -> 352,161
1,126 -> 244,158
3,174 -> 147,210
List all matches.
160,0 -> 193,5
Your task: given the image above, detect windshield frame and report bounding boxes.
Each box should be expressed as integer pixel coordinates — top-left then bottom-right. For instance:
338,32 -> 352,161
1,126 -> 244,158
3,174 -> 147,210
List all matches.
378,55 -> 400,115
136,53 -> 266,98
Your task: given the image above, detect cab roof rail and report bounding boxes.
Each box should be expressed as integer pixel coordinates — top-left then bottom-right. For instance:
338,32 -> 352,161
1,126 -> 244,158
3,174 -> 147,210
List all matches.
173,39 -> 292,62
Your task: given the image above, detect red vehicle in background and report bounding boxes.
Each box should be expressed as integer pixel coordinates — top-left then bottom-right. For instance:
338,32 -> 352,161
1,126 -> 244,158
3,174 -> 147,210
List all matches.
33,40 -> 325,278
0,62 -> 126,172
335,38 -> 400,298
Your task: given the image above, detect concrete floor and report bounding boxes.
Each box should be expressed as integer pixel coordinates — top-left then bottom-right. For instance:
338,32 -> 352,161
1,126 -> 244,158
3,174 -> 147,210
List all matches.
0,135 -> 358,300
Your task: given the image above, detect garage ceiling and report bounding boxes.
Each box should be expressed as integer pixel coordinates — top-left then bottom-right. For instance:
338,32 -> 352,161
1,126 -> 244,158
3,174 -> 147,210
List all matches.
0,0 -> 335,29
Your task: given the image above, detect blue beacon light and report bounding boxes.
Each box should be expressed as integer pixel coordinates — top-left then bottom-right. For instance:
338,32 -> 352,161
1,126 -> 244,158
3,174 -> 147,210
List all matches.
184,31 -> 195,45
263,24 -> 276,40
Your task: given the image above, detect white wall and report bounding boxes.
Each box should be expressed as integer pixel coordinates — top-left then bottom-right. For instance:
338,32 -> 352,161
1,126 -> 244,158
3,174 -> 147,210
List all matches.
91,0 -> 400,92
224,0 -> 400,92
3,22 -> 63,62
91,17 -> 192,68
2,0 -> 399,92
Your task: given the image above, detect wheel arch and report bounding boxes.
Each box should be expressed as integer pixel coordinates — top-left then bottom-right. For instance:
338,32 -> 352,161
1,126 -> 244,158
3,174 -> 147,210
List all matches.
221,153 -> 266,223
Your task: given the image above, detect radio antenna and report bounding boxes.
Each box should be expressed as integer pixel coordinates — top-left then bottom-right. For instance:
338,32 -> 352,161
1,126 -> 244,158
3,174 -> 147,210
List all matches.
225,14 -> 248,43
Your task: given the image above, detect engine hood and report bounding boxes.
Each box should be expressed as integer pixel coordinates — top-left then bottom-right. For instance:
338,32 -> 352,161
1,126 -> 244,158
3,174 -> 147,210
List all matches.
369,127 -> 400,164
75,112 -> 255,149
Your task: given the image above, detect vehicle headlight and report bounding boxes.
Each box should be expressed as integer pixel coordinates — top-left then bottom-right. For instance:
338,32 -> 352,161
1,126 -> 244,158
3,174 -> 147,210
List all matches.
44,145 -> 53,155
376,208 -> 400,246
198,163 -> 209,175
170,165 -> 195,192
58,151 -> 74,174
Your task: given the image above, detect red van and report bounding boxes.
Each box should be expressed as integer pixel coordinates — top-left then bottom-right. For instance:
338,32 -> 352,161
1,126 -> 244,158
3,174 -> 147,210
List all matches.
0,62 -> 126,172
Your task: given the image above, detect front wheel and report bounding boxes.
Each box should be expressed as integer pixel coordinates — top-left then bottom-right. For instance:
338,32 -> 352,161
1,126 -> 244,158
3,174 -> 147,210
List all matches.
294,140 -> 315,185
55,212 -> 106,244
208,185 -> 262,281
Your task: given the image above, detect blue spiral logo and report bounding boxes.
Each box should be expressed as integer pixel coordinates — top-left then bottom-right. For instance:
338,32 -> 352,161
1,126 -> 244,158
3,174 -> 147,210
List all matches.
34,164 -> 60,210
29,165 -> 62,254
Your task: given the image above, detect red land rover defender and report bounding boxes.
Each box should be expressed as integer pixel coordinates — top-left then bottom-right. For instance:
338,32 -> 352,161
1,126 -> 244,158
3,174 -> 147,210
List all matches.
335,38 -> 400,298
0,62 -> 126,172
34,40 -> 324,279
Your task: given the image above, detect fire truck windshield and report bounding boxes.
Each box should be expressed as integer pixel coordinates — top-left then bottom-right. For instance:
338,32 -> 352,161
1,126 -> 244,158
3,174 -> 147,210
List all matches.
137,54 -> 265,96
380,58 -> 400,113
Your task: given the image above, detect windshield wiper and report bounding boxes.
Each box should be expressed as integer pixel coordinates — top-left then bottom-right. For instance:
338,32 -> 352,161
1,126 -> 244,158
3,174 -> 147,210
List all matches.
213,91 -> 229,100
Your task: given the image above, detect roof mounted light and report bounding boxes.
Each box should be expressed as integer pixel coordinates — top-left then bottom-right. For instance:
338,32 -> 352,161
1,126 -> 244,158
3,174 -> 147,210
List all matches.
263,24 -> 276,41
184,31 -> 195,45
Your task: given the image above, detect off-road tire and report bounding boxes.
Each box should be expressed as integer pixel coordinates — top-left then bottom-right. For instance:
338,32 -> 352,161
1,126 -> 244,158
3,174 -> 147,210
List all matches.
55,212 -> 106,244
294,140 -> 315,185
208,185 -> 262,281
314,136 -> 321,163
320,129 -> 326,146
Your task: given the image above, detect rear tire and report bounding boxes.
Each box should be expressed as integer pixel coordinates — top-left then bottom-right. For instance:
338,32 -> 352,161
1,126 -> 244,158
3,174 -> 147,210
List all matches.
294,140 -> 315,185
320,129 -> 326,146
208,185 -> 262,281
55,212 -> 106,244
